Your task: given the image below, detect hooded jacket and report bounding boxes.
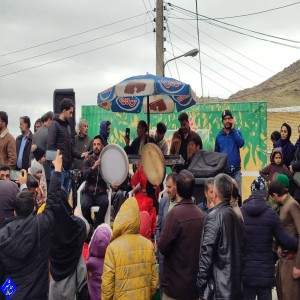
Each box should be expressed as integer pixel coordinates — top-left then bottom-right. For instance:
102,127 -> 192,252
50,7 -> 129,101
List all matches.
87,224 -> 112,300
0,172 -> 61,300
259,147 -> 292,182
241,192 -> 298,287
102,197 -> 158,300
100,121 -> 109,146
47,114 -> 82,170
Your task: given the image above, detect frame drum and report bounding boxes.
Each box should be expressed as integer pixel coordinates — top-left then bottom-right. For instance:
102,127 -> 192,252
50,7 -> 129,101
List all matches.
100,144 -> 129,185
141,143 -> 165,186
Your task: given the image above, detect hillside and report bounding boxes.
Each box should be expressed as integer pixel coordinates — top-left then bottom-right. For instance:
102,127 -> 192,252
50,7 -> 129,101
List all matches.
228,59 -> 300,108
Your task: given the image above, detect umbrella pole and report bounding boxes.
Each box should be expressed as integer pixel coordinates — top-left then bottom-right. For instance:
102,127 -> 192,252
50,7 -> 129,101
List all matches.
147,95 -> 150,138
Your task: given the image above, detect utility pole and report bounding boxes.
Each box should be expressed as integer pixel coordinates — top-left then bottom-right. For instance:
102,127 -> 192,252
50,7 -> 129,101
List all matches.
156,0 -> 164,76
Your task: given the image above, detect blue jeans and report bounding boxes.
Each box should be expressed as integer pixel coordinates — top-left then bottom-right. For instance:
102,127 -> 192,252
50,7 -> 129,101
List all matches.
227,169 -> 242,197
50,169 -> 71,198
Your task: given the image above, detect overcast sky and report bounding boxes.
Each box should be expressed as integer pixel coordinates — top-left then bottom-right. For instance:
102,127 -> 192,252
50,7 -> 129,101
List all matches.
1,0 -> 299,137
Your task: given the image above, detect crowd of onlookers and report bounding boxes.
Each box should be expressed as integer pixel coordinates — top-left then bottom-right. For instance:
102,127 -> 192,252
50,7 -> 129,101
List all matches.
0,101 -> 300,300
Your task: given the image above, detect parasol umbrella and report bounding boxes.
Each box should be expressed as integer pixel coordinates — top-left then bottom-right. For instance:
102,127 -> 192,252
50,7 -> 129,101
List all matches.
97,73 -> 197,129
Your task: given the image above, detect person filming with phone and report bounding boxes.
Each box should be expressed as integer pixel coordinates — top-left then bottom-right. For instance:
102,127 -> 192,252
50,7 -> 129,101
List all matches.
214,110 -> 244,195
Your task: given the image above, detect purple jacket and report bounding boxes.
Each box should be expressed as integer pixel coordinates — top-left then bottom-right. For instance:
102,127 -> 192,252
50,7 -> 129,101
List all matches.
86,225 -> 112,300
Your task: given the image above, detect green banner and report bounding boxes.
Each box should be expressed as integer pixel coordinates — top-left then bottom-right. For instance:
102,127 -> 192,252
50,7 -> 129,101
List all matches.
82,102 -> 267,170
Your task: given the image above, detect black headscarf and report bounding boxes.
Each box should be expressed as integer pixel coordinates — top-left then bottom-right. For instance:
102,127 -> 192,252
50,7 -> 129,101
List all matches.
49,187 -> 86,281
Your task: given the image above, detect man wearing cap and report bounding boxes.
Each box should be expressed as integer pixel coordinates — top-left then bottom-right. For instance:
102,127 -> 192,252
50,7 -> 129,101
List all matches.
269,174 -> 300,300
214,110 -> 244,194
241,176 -> 298,300
153,122 -> 168,154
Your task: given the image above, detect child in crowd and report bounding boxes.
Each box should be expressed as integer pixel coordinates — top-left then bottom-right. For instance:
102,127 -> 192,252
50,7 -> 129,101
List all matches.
259,147 -> 292,183
30,145 -> 47,208
87,223 -> 112,300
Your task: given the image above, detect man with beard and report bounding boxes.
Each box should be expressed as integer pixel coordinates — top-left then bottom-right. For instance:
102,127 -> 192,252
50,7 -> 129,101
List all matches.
170,112 -> 199,163
214,110 -> 244,194
16,116 -> 33,171
47,98 -> 88,195
81,135 -> 108,228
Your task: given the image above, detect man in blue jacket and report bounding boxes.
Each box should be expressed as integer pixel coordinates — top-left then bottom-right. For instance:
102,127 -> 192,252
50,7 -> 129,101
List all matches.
214,110 -> 244,194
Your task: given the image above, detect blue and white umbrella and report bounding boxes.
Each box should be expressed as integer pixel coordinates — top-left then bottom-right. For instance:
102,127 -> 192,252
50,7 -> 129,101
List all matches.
97,74 -> 197,127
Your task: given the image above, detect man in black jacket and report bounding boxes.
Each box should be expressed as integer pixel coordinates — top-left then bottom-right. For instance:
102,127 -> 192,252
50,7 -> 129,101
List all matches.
197,173 -> 246,300
81,135 -> 108,227
0,151 -> 62,300
47,98 -> 87,195
16,116 -> 33,171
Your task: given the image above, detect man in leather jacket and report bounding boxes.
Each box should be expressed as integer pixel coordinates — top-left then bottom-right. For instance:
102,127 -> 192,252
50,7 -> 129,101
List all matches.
197,173 -> 246,300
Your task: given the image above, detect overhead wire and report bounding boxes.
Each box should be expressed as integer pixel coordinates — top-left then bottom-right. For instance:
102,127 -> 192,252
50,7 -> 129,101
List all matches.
169,4 -> 300,47
166,45 -> 245,89
168,1 -> 300,20
0,12 -> 149,57
0,22 -> 152,68
168,27 -> 257,83
168,19 -> 266,79
195,0 -> 204,98
169,10 -> 274,74
0,32 -> 151,78
165,8 -> 181,79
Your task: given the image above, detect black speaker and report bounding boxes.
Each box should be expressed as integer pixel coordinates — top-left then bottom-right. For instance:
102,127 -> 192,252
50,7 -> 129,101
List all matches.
53,89 -> 76,137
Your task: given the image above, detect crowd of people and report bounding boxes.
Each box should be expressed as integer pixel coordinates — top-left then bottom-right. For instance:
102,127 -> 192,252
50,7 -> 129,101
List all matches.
0,100 -> 300,300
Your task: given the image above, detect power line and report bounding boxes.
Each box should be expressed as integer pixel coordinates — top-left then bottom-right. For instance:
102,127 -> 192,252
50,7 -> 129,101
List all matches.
166,46 -> 244,89
195,0 -> 204,98
168,28 -> 257,83
168,1 -> 300,20
169,4 -> 300,46
175,56 -> 234,93
169,10 -> 275,74
0,32 -> 151,78
0,22 -> 151,68
0,12 -> 148,57
168,19 -> 265,80
165,20 -> 181,79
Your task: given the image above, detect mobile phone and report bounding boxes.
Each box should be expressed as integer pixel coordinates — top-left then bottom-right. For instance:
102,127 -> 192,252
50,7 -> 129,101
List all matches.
46,150 -> 57,161
10,170 -> 21,181
125,128 -> 130,139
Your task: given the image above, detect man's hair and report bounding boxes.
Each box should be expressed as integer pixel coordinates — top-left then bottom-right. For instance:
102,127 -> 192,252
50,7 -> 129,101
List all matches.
178,112 -> 189,123
21,116 -> 31,128
41,111 -> 53,123
106,121 -> 111,127
166,172 -> 177,184
15,190 -> 34,217
59,98 -> 74,113
157,122 -> 167,134
214,173 -> 232,200
93,134 -> 104,144
268,180 -> 289,196
189,134 -> 202,149
79,119 -> 88,128
0,165 -> 10,171
27,174 -> 39,189
176,170 -> 195,199
138,120 -> 148,132
0,111 -> 8,126
204,177 -> 214,191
